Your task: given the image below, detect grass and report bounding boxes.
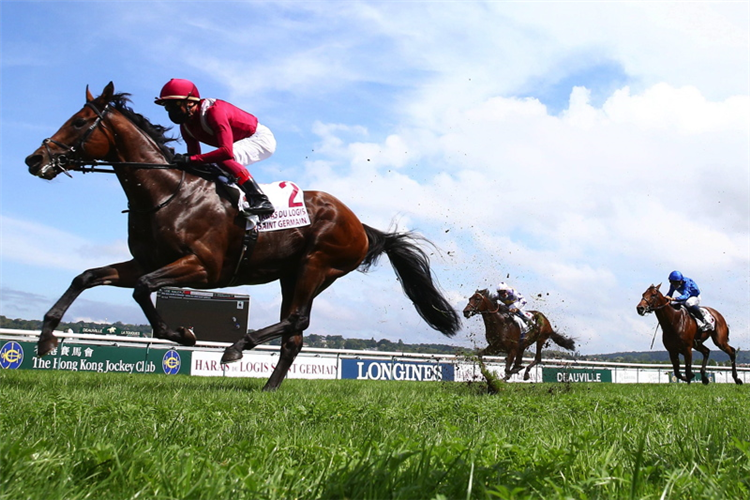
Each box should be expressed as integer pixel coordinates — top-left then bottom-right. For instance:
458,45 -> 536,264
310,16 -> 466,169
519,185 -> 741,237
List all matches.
1,370 -> 749,499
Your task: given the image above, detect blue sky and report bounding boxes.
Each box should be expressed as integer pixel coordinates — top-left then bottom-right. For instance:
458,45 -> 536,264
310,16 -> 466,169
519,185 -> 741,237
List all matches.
2,1 -> 748,355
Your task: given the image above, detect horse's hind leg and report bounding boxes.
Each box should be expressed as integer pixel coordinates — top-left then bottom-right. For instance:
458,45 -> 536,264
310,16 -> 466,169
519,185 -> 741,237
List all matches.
37,260 -> 142,356
523,343 -> 544,381
713,330 -> 743,385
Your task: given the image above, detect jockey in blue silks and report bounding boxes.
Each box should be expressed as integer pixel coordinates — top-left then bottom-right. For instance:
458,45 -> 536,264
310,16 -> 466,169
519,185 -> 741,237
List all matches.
665,270 -> 712,333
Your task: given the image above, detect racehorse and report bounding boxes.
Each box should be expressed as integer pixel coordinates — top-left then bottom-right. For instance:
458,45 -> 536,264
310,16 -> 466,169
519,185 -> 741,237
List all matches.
463,289 -> 575,381
24,82 -> 460,390
636,284 -> 743,385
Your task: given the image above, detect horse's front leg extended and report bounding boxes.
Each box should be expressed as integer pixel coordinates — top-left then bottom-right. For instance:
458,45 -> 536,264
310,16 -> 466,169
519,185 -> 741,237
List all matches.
132,255 -> 211,346
37,260 -> 143,356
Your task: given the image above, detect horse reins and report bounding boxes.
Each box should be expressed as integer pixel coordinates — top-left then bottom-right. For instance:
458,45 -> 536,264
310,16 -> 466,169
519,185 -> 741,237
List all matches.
40,102 -> 114,177
38,100 -> 184,213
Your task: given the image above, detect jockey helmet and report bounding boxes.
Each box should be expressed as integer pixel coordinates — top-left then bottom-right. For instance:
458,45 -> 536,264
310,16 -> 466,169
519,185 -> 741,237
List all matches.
668,270 -> 684,282
155,79 -> 201,105
496,282 -> 512,292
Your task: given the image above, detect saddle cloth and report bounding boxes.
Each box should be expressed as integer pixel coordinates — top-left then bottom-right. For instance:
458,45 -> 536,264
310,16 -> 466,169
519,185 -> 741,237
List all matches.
696,307 -> 716,330
222,180 -> 311,232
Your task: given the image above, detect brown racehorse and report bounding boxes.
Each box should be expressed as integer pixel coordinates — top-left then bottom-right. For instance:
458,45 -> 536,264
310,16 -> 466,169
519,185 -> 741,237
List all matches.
24,82 -> 460,390
463,289 -> 575,381
637,284 -> 743,385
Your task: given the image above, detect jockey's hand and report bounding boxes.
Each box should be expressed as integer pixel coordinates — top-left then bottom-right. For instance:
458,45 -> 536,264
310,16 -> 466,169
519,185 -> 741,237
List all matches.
665,296 -> 673,301
509,307 -> 518,313
172,153 -> 191,166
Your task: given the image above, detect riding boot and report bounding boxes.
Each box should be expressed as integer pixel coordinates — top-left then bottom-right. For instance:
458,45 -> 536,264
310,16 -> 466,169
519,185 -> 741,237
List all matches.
688,305 -> 710,333
516,312 -> 529,343
240,177 -> 274,215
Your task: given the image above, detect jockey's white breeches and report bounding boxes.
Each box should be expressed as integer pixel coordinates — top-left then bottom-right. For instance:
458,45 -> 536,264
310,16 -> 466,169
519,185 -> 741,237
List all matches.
233,124 -> 276,166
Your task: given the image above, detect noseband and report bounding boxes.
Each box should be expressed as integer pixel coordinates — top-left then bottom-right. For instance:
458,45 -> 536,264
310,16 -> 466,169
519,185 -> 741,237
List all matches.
40,101 -> 111,177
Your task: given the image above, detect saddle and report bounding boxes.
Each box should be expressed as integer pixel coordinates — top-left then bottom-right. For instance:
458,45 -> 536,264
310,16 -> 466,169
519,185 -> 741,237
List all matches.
674,303 -> 716,331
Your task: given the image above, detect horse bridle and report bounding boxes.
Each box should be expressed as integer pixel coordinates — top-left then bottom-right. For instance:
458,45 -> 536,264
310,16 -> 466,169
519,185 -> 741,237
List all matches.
37,100 -> 185,214
40,101 -> 112,178
640,291 -> 671,314
465,292 -> 501,317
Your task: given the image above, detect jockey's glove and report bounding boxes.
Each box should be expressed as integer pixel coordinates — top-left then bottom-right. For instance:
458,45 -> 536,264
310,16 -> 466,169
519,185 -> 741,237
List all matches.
172,153 -> 191,166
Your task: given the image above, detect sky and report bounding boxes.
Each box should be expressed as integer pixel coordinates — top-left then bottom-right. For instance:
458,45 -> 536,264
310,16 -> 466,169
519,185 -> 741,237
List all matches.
1,1 -> 748,355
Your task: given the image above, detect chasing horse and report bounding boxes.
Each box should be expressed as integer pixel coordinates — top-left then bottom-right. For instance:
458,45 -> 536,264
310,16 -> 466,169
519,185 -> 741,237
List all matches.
25,82 -> 461,390
463,289 -> 575,381
637,284 -> 743,385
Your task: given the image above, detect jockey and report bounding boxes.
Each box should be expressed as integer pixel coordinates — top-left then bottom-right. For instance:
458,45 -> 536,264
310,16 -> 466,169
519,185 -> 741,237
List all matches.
155,78 -> 275,215
495,281 -> 534,339
665,270 -> 712,332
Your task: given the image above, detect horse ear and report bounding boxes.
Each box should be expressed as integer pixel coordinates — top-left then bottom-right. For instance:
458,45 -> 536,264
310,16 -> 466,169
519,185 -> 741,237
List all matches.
100,81 -> 115,102
656,283 -> 662,290
86,85 -> 94,102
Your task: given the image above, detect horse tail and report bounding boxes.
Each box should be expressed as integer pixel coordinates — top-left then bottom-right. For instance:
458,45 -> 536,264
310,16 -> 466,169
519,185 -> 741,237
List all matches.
360,224 -> 460,337
549,330 -> 576,351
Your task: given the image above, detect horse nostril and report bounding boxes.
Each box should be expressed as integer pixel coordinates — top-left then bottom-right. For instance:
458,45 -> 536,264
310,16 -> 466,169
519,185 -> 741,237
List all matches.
25,154 -> 42,170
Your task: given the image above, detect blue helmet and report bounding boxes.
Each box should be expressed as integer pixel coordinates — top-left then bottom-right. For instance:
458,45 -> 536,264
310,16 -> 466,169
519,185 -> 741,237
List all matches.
668,270 -> 684,282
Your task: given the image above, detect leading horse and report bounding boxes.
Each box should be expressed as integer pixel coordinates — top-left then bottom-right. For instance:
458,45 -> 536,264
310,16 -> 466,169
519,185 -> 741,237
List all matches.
25,82 -> 460,390
637,284 -> 742,385
463,289 -> 575,380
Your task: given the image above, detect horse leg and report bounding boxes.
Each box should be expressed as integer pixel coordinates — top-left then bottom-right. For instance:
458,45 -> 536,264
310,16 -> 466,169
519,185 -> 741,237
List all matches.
668,350 -> 687,382
693,342 -> 711,385
503,350 -> 516,381
712,330 -> 744,385
224,258 -> 348,391
37,260 -> 143,356
523,342 -> 544,381
683,348 -> 694,384
130,255 -> 217,346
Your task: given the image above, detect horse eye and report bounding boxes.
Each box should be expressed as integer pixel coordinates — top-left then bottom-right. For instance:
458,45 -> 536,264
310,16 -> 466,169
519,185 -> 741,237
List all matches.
73,118 -> 87,128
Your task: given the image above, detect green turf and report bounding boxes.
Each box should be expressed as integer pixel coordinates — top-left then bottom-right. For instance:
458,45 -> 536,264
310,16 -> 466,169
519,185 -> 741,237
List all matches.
1,371 -> 748,499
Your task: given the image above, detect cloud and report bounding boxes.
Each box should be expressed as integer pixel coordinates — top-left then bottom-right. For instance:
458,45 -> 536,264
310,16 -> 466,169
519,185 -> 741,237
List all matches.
300,82 -> 750,352
0,215 -> 131,271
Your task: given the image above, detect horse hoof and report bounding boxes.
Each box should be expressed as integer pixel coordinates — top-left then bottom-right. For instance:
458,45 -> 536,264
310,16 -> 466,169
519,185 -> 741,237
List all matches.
37,336 -> 59,357
176,327 -> 197,346
701,377 -> 710,385
221,346 -> 243,364
735,379 -> 744,385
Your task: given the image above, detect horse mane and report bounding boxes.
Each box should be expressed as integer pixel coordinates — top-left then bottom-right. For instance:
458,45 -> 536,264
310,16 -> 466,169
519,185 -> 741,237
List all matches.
109,93 -> 177,160
477,288 -> 500,306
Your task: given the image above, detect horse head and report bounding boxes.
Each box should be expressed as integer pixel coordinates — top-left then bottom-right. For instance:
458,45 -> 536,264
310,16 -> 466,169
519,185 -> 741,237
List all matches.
463,289 -> 498,318
26,82 -> 119,180
636,283 -> 667,316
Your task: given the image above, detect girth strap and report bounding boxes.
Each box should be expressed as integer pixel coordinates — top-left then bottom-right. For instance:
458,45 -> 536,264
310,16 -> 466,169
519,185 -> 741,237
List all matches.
228,223 -> 259,286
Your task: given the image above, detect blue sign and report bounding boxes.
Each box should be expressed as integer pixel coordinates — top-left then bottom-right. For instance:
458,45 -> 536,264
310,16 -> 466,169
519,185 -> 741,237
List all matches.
162,350 -> 182,375
0,341 -> 24,369
341,358 -> 454,381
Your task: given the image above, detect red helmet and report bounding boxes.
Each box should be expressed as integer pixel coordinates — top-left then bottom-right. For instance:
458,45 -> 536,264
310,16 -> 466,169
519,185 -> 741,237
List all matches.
155,79 -> 201,105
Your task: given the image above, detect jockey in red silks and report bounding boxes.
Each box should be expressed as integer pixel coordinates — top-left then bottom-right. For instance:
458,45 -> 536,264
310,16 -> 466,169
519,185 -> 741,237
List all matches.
155,78 -> 275,215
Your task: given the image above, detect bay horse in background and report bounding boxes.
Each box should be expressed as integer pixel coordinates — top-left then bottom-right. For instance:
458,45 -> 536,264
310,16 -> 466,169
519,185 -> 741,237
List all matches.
463,289 -> 575,381
637,284 -> 743,385
24,82 -> 460,391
